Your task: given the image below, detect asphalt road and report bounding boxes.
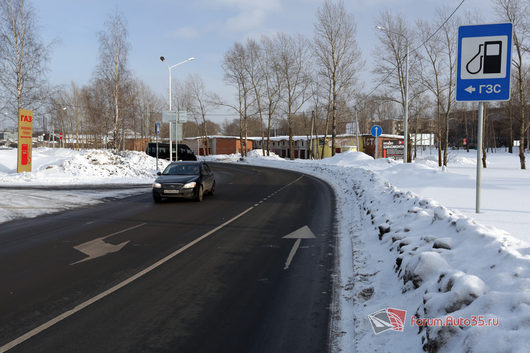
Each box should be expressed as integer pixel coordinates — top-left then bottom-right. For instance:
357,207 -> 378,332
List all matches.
0,163 -> 336,353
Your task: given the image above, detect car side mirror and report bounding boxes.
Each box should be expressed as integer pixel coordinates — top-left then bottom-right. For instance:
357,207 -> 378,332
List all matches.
157,172 -> 161,176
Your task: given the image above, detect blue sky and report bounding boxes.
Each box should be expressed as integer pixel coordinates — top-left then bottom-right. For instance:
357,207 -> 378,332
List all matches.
35,0 -> 488,123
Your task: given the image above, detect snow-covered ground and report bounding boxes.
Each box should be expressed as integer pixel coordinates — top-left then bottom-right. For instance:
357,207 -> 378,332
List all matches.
0,148 -> 169,223
1,147 -> 529,352
208,148 -> 530,353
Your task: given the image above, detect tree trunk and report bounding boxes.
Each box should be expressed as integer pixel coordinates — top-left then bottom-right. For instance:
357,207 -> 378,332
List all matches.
266,107 -> 272,156
321,112 -> 330,159
331,71 -> 337,156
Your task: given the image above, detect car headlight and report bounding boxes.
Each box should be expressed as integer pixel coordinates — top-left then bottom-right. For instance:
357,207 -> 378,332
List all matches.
152,182 -> 162,188
182,181 -> 197,189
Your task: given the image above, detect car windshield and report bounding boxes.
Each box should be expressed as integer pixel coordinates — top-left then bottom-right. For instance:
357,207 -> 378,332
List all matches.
162,164 -> 200,175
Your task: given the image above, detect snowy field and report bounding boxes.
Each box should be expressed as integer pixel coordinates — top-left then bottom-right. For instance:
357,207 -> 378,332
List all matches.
1,147 -> 529,352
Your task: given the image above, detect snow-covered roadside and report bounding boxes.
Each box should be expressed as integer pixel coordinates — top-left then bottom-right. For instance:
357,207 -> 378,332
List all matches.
0,148 -> 167,185
0,148 -> 168,223
211,150 -> 530,353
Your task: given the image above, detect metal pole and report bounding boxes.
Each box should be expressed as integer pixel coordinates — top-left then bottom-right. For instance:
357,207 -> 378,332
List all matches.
175,114 -> 179,161
355,110 -> 360,152
375,135 -> 379,159
169,121 -> 173,162
168,67 -> 173,162
310,110 -> 315,159
404,41 -> 409,163
476,102 -> 484,213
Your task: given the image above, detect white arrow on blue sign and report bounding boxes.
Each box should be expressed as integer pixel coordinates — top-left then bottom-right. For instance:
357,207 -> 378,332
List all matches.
371,125 -> 382,137
456,23 -> 513,102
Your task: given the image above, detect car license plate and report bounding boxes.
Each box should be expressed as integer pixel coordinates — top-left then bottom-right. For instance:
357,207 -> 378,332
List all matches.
164,190 -> 180,194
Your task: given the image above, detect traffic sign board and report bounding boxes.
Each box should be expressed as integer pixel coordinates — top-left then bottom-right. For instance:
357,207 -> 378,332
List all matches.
456,23 -> 512,102
177,111 -> 188,123
371,125 -> 382,137
162,110 -> 176,123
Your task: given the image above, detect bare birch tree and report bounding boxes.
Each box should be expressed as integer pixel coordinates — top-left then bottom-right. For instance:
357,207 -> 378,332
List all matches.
313,0 -> 362,156
374,11 -> 420,161
260,35 -> 282,156
495,0 -> 529,169
0,0 -> 51,126
243,38 -> 267,155
417,8 -> 459,167
275,32 -> 312,160
94,11 -> 131,150
222,42 -> 253,156
187,74 -> 214,155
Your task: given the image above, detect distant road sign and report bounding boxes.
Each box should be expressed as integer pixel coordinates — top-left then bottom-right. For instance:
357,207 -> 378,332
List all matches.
370,125 -> 382,137
155,122 -> 160,134
177,111 -> 188,123
456,23 -> 512,102
162,110 -> 177,123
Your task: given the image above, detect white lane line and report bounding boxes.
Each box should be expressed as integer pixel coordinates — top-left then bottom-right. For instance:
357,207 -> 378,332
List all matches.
0,207 -> 254,353
0,175 -> 305,352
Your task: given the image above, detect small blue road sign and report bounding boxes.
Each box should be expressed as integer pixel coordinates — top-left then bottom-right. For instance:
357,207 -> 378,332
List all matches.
456,23 -> 512,102
155,122 -> 160,134
371,125 -> 382,137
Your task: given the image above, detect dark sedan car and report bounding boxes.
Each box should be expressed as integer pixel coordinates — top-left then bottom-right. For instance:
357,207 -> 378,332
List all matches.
152,161 -> 215,202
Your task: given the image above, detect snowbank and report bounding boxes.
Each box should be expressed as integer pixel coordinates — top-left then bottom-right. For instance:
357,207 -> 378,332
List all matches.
239,149 -> 530,353
0,148 -> 168,185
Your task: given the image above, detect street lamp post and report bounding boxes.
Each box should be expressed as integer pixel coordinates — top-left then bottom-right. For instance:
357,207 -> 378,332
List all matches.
376,26 -> 409,163
160,56 -> 195,161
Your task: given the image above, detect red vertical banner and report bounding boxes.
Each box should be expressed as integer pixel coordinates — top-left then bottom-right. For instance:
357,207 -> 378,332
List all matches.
17,109 -> 33,173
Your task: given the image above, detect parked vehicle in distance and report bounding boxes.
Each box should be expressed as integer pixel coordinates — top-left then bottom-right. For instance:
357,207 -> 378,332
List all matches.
152,161 -> 215,202
146,142 -> 197,161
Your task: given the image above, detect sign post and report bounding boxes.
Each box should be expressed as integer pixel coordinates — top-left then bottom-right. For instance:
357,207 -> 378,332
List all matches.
163,110 -> 177,161
371,125 -> 383,159
17,109 -> 33,173
155,122 -> 160,171
456,23 -> 512,213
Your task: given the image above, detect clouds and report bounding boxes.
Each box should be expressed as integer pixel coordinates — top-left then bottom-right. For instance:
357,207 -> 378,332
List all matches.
213,0 -> 283,32
167,26 -> 200,39
164,0 -> 283,41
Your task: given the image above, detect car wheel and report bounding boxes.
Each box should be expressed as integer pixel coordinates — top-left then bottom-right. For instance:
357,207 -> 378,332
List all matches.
153,194 -> 162,203
195,185 -> 203,202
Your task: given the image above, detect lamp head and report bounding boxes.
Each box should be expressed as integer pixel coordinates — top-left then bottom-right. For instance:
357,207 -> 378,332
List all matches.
160,56 -> 165,62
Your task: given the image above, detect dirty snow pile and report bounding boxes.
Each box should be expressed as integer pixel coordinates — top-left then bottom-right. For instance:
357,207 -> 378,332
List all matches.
235,150 -> 530,353
0,147 -> 167,185
0,147 -> 168,223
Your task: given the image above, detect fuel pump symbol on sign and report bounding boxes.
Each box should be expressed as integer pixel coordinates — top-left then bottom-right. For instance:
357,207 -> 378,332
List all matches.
465,41 -> 503,75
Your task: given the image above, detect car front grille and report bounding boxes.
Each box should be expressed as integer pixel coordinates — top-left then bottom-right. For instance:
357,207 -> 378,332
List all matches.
164,183 -> 184,190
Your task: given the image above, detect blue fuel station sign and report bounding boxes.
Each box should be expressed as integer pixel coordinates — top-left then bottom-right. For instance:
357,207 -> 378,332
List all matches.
456,23 -> 512,102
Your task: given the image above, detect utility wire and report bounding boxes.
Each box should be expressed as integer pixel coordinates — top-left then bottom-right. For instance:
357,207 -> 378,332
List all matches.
357,0 -> 466,110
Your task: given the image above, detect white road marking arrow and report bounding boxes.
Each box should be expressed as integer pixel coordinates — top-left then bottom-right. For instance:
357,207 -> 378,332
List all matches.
72,238 -> 130,265
465,85 -> 476,94
71,223 -> 145,265
282,225 -> 316,270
